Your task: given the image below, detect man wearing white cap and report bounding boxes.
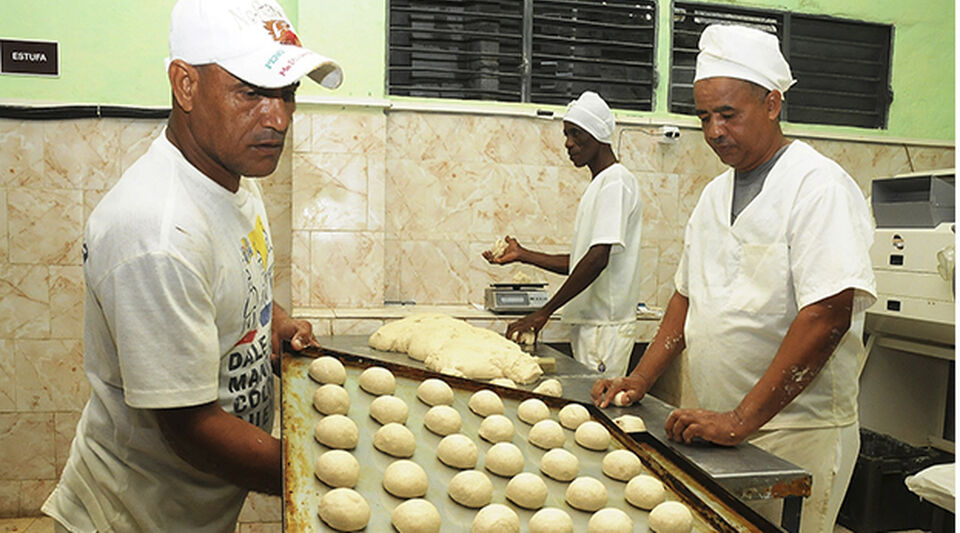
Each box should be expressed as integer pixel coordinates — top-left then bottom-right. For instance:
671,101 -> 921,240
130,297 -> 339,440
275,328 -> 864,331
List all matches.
485,91 -> 643,377
592,25 -> 876,531
42,1 -> 340,531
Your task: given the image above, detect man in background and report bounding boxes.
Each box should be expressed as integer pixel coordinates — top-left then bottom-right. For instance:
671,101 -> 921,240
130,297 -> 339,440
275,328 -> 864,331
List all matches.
42,1 -> 339,530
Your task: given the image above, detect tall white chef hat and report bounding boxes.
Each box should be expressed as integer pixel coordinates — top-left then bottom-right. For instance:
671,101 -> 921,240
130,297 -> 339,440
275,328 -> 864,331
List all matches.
694,24 -> 796,95
563,91 -> 615,144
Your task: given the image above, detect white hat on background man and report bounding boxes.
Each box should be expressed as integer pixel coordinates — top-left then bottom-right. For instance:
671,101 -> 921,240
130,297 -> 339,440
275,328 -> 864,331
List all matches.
695,24 -> 795,95
564,91 -> 615,145
168,0 -> 343,89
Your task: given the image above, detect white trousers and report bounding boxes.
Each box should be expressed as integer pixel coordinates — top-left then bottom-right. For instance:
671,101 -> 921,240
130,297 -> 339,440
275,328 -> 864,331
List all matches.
747,422 -> 860,533
570,322 -> 637,376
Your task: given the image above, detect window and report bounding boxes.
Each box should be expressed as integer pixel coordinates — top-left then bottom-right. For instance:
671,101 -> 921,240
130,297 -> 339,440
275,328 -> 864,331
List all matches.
388,0 -> 656,111
671,3 -> 894,129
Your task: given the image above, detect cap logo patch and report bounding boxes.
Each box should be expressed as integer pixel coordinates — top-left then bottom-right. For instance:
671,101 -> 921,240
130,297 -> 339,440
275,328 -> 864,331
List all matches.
263,20 -> 301,46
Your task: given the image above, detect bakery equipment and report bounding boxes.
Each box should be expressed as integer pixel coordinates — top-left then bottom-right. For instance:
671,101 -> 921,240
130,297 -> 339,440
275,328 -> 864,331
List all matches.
484,282 -> 549,314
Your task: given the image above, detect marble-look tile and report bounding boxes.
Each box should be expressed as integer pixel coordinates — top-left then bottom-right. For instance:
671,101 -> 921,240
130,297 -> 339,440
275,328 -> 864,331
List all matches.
486,165 -> 561,242
659,129 -> 727,177
273,265 -> 291,312
0,481 -> 18,517
16,340 -> 87,411
617,127 -> 663,173
0,189 -> 6,262
82,189 -> 108,225
906,146 -> 955,173
0,120 -> 43,188
0,413 -> 55,479
291,110 -> 312,153
49,266 -> 83,339
555,165 -> 590,240
238,492 -> 281,522
54,412 -> 80,476
637,245 -> 660,307
290,231 -> 311,308
311,108 -> 386,156
0,264 -> 49,339
117,119 -> 165,173
0,340 -> 13,411
366,153 -> 385,232
43,120 -> 120,191
8,189 -> 83,265
637,172 -> 680,243
23,516 -> 57,533
330,319 -> 384,336
677,171 -> 716,227
806,139 -> 912,183
303,318 -> 333,337
397,240 -> 474,304
19,479 -> 56,515
656,240 -> 684,307
292,152 -> 369,231
534,118 -> 571,168
238,523 -> 282,533
309,232 -> 384,308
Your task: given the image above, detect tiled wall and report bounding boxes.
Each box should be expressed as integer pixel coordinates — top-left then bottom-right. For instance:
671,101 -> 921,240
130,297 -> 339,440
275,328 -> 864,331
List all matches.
0,109 -> 954,519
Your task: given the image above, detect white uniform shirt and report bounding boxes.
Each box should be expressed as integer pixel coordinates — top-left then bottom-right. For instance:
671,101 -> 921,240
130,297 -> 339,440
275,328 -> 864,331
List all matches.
563,163 -> 644,325
43,132 -> 275,532
675,141 -> 876,429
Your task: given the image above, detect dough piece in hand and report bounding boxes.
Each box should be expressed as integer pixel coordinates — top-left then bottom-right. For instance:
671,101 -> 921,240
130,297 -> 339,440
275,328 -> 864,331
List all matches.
478,414 -> 514,443
533,378 -> 562,397
484,442 -> 524,477
369,395 -> 409,425
417,378 -> 454,406
613,414 -> 646,433
489,377 -> 517,388
308,356 -> 346,385
539,448 -> 579,481
314,449 -> 359,488
510,329 -> 536,346
314,415 -> 358,449
318,488 -> 369,531
517,398 -> 550,425
436,434 -> 479,469
382,460 -> 429,498
359,366 -> 396,395
612,390 -> 635,407
505,472 -> 548,510
468,389 -> 504,416
601,449 -> 642,481
423,405 -> 462,436
391,498 -> 441,533
313,384 -> 350,415
472,503 -> 519,533
559,403 -> 591,429
625,474 -> 666,510
528,507 -> 574,533
489,237 -> 508,259
588,508 -> 633,533
648,501 -> 694,533
528,419 -> 565,449
565,476 -> 608,512
448,470 -> 493,508
575,421 -> 611,451
373,423 -> 416,458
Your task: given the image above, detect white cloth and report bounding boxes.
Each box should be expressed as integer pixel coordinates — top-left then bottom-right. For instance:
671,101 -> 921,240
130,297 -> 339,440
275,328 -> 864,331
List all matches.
675,140 -> 876,430
906,463 -> 956,512
563,91 -> 615,144
570,322 -> 638,376
695,24 -> 796,94
43,131 -> 276,533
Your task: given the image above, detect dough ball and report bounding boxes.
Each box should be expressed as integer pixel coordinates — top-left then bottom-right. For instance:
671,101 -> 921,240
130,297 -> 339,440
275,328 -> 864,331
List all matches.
509,329 -> 536,346
373,422 -> 417,458
369,394 -> 409,425
318,488 -> 369,531
624,474 -> 666,510
648,501 -> 694,533
313,384 -> 350,415
436,434 -> 479,469
575,421 -> 611,451
484,442 -> 524,477
314,414 -> 358,449
472,503 -> 519,533
565,476 -> 608,512
528,419 -> 565,449
612,390 -> 634,407
587,508 -> 633,533
559,403 -> 591,430
382,459 -> 429,498
528,507 -> 574,533
533,378 -> 562,397
417,378 -> 454,406
391,498 -> 441,533
601,449 -> 643,481
423,405 -> 462,436
314,449 -> 359,488
505,472 -> 548,510
478,414 -> 514,443
489,377 -> 517,388
308,356 -> 346,385
613,414 -> 646,433
517,398 -> 550,425
448,470 -> 493,508
359,366 -> 396,395
539,448 -> 579,481
468,389 -> 504,417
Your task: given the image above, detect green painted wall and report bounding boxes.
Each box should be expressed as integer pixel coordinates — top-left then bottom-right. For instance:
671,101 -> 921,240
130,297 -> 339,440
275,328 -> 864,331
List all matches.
0,0 -> 952,141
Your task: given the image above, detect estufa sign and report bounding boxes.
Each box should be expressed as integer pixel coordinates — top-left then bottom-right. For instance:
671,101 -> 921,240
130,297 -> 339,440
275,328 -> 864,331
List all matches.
1,39 -> 59,77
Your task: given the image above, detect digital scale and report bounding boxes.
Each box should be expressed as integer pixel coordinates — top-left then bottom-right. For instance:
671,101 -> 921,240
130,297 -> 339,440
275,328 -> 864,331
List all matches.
484,283 -> 549,314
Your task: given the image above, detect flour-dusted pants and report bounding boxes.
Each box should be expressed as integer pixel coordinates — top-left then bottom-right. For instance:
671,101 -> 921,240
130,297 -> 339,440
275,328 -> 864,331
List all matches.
570,322 -> 637,376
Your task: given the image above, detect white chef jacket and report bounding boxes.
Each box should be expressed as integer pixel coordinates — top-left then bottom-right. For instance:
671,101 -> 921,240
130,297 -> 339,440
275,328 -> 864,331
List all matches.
675,141 -> 876,429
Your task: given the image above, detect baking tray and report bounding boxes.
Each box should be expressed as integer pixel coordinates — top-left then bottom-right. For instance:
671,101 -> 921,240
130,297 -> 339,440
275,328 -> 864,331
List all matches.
283,348 -> 779,532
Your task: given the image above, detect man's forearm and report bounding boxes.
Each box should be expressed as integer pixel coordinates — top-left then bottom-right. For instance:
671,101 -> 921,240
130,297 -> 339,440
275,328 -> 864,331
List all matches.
518,249 -> 570,275
629,291 -> 688,386
539,245 -> 608,314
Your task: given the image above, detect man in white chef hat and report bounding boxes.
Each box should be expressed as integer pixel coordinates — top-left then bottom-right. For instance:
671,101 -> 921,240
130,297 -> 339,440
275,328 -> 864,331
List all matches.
593,25 -> 876,532
485,91 -> 644,378
42,0 -> 335,531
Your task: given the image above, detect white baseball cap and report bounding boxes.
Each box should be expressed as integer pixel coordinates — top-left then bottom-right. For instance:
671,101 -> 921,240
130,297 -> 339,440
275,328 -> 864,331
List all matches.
168,0 -> 342,89
695,24 -> 795,95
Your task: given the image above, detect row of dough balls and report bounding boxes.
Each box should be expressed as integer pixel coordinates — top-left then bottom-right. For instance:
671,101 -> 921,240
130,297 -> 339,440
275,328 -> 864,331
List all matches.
473,500 -> 693,533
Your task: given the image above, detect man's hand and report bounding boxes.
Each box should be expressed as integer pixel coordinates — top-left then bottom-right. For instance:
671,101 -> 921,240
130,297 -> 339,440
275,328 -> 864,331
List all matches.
664,408 -> 753,446
483,236 -> 523,265
271,303 -> 320,372
505,309 -> 549,343
591,374 -> 650,408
